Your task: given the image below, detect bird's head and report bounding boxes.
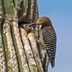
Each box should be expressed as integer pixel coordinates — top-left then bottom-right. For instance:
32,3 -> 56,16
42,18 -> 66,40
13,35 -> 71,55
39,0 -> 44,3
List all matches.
29,17 -> 52,27
36,17 -> 51,25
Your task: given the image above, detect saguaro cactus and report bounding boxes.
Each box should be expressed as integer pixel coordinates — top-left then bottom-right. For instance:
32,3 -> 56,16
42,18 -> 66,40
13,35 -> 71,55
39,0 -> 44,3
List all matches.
0,0 -> 46,72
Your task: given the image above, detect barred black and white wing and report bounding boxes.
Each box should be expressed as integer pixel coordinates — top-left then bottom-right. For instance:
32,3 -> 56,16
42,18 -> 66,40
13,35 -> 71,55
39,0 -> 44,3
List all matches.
42,27 -> 56,67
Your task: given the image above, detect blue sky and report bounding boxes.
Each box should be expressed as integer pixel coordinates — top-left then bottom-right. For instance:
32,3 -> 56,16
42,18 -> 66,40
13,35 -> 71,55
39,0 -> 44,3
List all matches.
38,0 -> 72,72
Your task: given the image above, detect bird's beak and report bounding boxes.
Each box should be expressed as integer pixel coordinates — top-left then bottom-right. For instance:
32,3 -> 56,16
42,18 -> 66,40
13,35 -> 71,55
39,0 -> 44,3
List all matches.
29,23 -> 42,28
28,23 -> 36,27
29,23 -> 42,30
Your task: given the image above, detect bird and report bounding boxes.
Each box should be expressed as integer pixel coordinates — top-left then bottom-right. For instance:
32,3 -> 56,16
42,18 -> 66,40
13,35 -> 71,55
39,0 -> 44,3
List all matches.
29,17 -> 57,71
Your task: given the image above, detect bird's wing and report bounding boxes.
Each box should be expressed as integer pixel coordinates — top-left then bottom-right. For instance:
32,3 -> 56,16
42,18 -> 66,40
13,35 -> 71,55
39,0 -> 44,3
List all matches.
42,28 -> 56,67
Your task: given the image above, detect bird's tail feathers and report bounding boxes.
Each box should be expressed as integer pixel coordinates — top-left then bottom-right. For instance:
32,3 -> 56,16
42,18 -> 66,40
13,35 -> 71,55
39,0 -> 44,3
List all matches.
51,60 -> 55,68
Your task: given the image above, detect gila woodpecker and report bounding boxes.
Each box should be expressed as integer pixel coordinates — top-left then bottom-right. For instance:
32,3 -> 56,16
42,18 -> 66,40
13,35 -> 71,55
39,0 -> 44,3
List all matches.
29,17 -> 57,69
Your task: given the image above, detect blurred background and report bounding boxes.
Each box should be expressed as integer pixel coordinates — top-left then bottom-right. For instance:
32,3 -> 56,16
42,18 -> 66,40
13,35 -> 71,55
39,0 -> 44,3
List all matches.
38,0 -> 72,72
